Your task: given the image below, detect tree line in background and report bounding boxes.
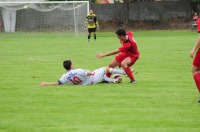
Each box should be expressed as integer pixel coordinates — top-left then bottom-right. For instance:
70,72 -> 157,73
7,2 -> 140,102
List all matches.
46,0 -> 200,25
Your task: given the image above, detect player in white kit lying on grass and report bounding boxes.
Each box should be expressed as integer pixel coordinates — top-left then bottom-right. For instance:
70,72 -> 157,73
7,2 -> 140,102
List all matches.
39,60 -> 126,86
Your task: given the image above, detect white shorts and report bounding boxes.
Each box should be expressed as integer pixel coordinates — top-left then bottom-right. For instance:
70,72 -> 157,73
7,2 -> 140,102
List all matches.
92,67 -> 106,84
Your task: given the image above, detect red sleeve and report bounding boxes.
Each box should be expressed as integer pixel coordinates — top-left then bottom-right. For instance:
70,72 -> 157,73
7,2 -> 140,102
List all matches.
126,32 -> 133,37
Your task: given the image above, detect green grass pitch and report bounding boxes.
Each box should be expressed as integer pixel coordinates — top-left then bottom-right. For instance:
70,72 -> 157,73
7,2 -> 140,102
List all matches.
0,30 -> 200,131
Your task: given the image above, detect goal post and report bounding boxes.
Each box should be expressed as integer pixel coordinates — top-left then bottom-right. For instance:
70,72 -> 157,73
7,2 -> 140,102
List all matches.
0,1 -> 89,36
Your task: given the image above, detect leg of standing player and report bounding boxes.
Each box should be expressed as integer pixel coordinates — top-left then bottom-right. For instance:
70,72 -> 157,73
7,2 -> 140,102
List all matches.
93,31 -> 96,42
192,51 -> 200,102
121,57 -> 137,84
106,55 -> 137,84
103,67 -> 125,83
94,27 -> 97,42
88,28 -> 91,42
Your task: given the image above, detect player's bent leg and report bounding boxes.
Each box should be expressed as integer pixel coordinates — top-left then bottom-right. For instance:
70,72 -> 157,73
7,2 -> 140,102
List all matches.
191,65 -> 200,102
121,57 -> 136,84
103,75 -> 122,83
92,68 -> 105,84
193,72 -> 200,92
125,68 -> 134,77
191,65 -> 200,103
105,59 -> 120,78
92,67 -> 122,84
108,59 -> 120,68
106,67 -> 126,75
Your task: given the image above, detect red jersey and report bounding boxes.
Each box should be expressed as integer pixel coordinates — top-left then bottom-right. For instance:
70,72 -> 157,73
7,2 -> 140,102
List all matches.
193,48 -> 200,68
197,48 -> 200,53
198,18 -> 200,33
118,32 -> 139,58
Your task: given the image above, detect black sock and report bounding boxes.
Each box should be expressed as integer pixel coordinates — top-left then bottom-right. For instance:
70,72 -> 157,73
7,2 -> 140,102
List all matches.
88,35 -> 91,40
94,34 -> 96,40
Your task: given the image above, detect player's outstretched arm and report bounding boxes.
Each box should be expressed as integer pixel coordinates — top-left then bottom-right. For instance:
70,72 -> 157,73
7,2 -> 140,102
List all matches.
96,49 -> 120,59
39,82 -> 59,86
190,35 -> 200,58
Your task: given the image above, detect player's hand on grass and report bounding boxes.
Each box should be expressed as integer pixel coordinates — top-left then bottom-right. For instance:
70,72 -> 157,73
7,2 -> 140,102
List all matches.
39,82 -> 47,86
96,53 -> 104,59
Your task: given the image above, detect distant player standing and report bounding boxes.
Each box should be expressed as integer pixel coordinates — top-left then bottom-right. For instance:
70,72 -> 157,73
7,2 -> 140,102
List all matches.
39,60 -> 126,86
96,29 -> 139,84
190,35 -> 200,102
85,10 -> 99,42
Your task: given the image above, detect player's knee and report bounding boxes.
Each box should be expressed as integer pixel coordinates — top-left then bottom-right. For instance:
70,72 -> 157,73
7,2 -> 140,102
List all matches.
191,69 -> 194,75
106,67 -> 110,73
191,66 -> 198,75
108,64 -> 115,68
121,62 -> 127,69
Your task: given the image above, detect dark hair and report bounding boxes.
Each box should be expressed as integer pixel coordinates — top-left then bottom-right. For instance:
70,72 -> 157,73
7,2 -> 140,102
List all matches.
63,60 -> 72,70
115,29 -> 126,36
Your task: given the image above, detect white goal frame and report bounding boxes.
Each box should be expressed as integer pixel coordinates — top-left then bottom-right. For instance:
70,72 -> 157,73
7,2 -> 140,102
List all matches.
0,1 -> 89,36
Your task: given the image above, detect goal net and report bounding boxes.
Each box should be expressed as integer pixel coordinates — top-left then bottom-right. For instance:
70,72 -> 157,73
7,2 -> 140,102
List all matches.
0,1 -> 89,36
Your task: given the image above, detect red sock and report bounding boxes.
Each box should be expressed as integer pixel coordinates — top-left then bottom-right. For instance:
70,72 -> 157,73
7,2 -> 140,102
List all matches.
106,72 -> 112,78
193,73 -> 200,92
124,67 -> 134,81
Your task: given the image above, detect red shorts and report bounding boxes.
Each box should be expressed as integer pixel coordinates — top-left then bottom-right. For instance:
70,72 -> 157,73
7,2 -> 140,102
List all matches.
115,53 -> 139,67
193,50 -> 200,68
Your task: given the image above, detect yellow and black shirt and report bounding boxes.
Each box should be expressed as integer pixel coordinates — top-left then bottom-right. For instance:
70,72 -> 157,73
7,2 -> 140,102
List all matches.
85,14 -> 99,29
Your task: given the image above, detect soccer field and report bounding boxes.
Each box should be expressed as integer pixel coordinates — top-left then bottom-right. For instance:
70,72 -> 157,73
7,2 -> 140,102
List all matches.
0,30 -> 200,131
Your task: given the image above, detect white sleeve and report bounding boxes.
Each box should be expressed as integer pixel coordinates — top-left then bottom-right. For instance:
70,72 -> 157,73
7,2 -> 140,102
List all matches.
58,74 -> 67,85
77,68 -> 88,76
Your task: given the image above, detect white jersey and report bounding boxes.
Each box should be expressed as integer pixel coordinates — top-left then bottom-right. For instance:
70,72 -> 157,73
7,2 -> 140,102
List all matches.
58,68 -> 93,85
58,68 -> 106,85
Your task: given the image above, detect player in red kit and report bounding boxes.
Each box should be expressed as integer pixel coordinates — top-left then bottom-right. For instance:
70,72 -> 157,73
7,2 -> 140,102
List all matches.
190,35 -> 200,103
96,29 -> 139,84
197,18 -> 200,33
